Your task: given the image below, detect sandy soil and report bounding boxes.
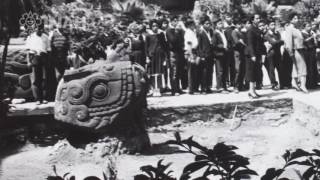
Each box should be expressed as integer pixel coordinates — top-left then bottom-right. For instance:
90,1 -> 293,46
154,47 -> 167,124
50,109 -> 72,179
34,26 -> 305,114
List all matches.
116,109 -> 320,180
0,101 -> 319,180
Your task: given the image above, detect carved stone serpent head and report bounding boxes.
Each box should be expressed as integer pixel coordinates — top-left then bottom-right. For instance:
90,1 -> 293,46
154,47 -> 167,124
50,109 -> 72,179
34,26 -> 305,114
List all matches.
54,60 -> 147,132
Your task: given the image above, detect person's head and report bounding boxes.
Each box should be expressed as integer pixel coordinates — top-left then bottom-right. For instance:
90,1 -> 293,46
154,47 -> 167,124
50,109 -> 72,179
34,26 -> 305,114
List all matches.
161,19 -> 169,30
245,19 -> 251,29
214,19 -> 223,30
235,22 -> 242,30
156,11 -> 164,20
201,16 -> 211,31
170,15 -> 179,28
304,22 -> 312,32
128,22 -> 140,35
150,19 -> 159,32
288,12 -> 299,25
252,14 -> 261,26
225,14 -> 232,24
268,20 -> 276,31
258,21 -> 266,32
185,19 -> 195,30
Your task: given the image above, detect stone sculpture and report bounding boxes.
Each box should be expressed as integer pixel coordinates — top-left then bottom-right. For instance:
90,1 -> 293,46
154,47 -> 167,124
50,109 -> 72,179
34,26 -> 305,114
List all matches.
54,60 -> 150,152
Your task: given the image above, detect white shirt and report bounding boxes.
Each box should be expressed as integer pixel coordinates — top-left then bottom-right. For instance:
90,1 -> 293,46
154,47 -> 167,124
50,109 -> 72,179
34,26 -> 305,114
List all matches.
184,28 -> 198,50
25,32 -> 50,55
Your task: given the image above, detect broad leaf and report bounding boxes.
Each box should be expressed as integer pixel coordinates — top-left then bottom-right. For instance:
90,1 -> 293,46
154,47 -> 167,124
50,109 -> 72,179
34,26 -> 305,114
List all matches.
313,149 -> 320,157
203,167 -> 225,177
193,177 -> 210,180
179,172 -> 191,180
232,169 -> 258,178
303,167 -> 315,180
261,168 -> 284,180
83,176 -> 100,180
134,174 -> 150,180
195,155 -> 208,161
286,160 -> 309,167
183,160 -> 209,174
182,137 -> 208,152
289,149 -> 311,161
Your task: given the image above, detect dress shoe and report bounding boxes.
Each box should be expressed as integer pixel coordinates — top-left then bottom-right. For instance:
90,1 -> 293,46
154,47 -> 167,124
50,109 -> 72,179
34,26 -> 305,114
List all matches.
271,85 -> 279,90
177,90 -> 186,95
292,85 -> 302,92
300,87 -> 309,94
254,92 -> 262,97
256,85 -> 262,90
221,89 -> 229,94
248,92 -> 259,99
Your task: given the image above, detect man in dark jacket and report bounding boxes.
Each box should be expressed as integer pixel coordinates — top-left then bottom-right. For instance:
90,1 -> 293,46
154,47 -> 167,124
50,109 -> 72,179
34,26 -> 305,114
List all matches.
264,20 -> 284,90
166,16 -> 185,95
231,22 -> 246,92
224,14 -> 236,88
245,14 -> 266,97
197,16 -> 214,93
212,18 -> 229,93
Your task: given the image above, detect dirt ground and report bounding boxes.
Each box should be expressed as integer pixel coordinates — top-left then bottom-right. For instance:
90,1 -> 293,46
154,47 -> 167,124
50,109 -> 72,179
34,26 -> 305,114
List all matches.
0,99 -> 320,180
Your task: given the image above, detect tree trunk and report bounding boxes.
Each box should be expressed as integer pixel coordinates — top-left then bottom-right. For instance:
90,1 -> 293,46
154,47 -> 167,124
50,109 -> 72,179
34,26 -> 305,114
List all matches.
0,36 -> 10,121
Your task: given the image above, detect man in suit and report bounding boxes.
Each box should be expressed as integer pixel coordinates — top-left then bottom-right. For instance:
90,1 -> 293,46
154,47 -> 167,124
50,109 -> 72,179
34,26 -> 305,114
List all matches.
197,16 -> 214,93
224,14 -> 236,88
232,21 -> 246,92
166,15 -> 185,95
212,18 -> 229,93
264,19 -> 284,90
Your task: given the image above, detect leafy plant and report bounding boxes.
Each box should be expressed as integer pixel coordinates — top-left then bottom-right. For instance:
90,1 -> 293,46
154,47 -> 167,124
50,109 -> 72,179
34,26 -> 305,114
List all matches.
261,149 -> 311,180
134,159 -> 176,180
166,132 -> 258,180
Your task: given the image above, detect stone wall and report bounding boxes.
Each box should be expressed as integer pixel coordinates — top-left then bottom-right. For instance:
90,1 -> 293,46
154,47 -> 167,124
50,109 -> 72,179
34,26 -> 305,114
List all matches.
147,98 -> 293,128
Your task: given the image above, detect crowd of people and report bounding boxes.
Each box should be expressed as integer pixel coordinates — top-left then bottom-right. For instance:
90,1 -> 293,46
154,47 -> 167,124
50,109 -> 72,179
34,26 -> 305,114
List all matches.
25,11 -> 320,104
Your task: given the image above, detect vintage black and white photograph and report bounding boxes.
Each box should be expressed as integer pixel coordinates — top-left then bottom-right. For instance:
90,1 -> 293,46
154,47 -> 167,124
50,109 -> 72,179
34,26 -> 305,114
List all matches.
1,0 -> 320,179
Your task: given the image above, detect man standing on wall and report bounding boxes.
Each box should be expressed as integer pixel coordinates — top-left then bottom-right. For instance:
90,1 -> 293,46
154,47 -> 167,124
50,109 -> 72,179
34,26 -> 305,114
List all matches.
26,23 -> 50,105
50,23 -> 70,82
